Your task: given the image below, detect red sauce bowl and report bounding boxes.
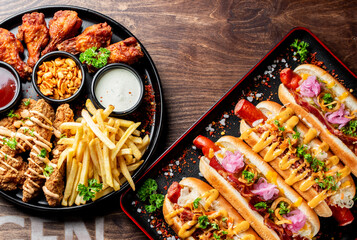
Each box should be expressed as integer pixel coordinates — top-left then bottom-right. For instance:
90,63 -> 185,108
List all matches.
0,62 -> 21,115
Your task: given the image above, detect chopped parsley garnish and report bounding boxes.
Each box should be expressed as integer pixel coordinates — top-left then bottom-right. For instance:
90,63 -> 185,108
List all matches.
29,129 -> 35,137
297,145 -> 307,157
77,179 -> 103,201
336,172 -> 342,178
211,222 -> 220,230
296,145 -> 325,172
315,176 -> 338,191
3,137 -> 17,150
4,154 -> 7,160
254,202 -> 267,209
145,193 -> 165,213
278,202 -> 290,215
23,98 -> 31,106
38,148 -> 47,158
221,231 -> 228,235
79,47 -> 111,69
242,170 -> 255,183
292,126 -> 300,139
137,178 -> 158,201
198,215 -> 210,229
43,164 -> 54,177
274,120 -> 280,126
213,233 -> 220,240
7,110 -> 19,118
23,128 -> 29,134
322,93 -> 335,109
193,197 -> 201,209
222,217 -> 228,222
291,39 -> 310,62
268,208 -> 274,214
341,120 -> 357,137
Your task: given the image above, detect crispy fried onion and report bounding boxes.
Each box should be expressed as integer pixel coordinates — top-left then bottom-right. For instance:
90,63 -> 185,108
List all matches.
345,109 -> 357,119
238,164 -> 257,186
317,92 -> 341,112
271,197 -> 293,225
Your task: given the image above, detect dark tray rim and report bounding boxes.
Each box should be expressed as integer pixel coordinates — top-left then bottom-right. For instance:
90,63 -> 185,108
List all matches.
0,4 -> 164,213
120,26 -> 357,239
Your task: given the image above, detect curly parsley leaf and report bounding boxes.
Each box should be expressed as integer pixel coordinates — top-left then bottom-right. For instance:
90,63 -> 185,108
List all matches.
254,202 -> 267,209
145,194 -> 165,213
137,178 -> 158,201
79,47 -> 111,69
78,179 -> 103,201
291,39 -> 310,62
23,98 -> 31,106
292,126 -> 300,139
278,202 -> 291,215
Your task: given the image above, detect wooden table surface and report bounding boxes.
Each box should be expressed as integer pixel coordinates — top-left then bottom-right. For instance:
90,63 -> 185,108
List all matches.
0,0 -> 356,239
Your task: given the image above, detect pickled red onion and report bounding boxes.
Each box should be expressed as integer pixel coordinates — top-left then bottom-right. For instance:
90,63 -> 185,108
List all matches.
283,209 -> 306,233
251,177 -> 279,201
221,151 -> 245,173
325,104 -> 351,128
300,76 -> 321,97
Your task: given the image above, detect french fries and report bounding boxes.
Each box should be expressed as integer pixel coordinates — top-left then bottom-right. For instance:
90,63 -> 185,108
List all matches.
59,99 -> 150,206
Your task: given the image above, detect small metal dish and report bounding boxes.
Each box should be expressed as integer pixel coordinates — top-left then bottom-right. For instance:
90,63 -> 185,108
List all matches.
0,61 -> 22,115
32,51 -> 85,104
91,63 -> 144,116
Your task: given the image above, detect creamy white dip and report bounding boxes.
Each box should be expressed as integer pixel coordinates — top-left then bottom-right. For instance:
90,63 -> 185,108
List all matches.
95,68 -> 142,112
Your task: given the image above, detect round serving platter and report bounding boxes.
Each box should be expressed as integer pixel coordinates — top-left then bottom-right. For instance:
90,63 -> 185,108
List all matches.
0,5 -> 163,212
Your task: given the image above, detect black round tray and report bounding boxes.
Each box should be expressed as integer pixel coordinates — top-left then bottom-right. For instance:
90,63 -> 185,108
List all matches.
0,5 -> 163,212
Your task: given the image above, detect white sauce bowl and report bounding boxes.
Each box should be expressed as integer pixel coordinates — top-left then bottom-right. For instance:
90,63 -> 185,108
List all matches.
91,63 -> 144,116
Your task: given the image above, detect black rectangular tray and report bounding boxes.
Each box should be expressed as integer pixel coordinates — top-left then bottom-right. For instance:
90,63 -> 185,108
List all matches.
120,27 -> 357,239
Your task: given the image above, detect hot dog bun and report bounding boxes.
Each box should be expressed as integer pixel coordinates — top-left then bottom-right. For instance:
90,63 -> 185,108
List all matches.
239,101 -> 355,218
163,177 -> 260,240
278,64 -> 357,176
199,136 -> 320,240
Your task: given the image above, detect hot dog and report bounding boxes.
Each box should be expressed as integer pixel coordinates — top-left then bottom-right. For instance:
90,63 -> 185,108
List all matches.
278,64 -> 357,177
236,100 -> 355,225
194,135 -> 320,240
163,177 -> 260,240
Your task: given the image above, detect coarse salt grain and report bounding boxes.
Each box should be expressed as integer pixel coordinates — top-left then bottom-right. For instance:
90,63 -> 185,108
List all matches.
131,201 -> 135,205
223,114 -> 229,118
282,59 -> 286,63
256,93 -> 262,98
137,208 -> 142,213
176,160 -> 180,165
247,96 -> 254,102
199,172 -> 203,177
219,118 -> 226,126
192,145 -> 197,150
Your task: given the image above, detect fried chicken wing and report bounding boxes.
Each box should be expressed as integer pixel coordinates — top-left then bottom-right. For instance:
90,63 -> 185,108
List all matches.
44,104 -> 74,206
107,37 -> 144,65
0,28 -> 32,80
57,22 -> 112,55
41,10 -> 82,56
17,12 -> 50,68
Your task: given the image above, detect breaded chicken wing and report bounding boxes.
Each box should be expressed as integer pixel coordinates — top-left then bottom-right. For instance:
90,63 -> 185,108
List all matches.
17,12 -> 49,68
57,22 -> 112,55
41,10 -> 82,55
0,28 -> 32,80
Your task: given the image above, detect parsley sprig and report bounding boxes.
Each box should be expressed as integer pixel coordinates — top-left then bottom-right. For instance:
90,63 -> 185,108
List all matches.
79,47 -> 111,69
341,120 -> 357,137
291,39 -> 310,62
38,148 -> 47,158
77,179 -> 103,201
137,178 -> 164,213
242,170 -> 255,183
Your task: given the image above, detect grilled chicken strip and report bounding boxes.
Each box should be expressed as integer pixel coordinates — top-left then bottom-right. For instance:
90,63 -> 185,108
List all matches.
43,104 -> 74,206
22,99 -> 55,202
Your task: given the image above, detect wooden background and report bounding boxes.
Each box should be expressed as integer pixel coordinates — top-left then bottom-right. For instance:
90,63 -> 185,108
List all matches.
0,0 -> 356,239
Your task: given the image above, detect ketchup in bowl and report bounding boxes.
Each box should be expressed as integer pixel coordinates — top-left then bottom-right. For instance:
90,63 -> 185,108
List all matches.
0,67 -> 17,108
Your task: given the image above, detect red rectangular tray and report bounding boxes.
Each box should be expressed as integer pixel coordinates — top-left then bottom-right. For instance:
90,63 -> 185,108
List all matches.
120,27 -> 357,240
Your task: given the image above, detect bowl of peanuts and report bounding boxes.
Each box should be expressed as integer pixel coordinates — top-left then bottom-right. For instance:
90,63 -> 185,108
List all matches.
32,51 -> 85,103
